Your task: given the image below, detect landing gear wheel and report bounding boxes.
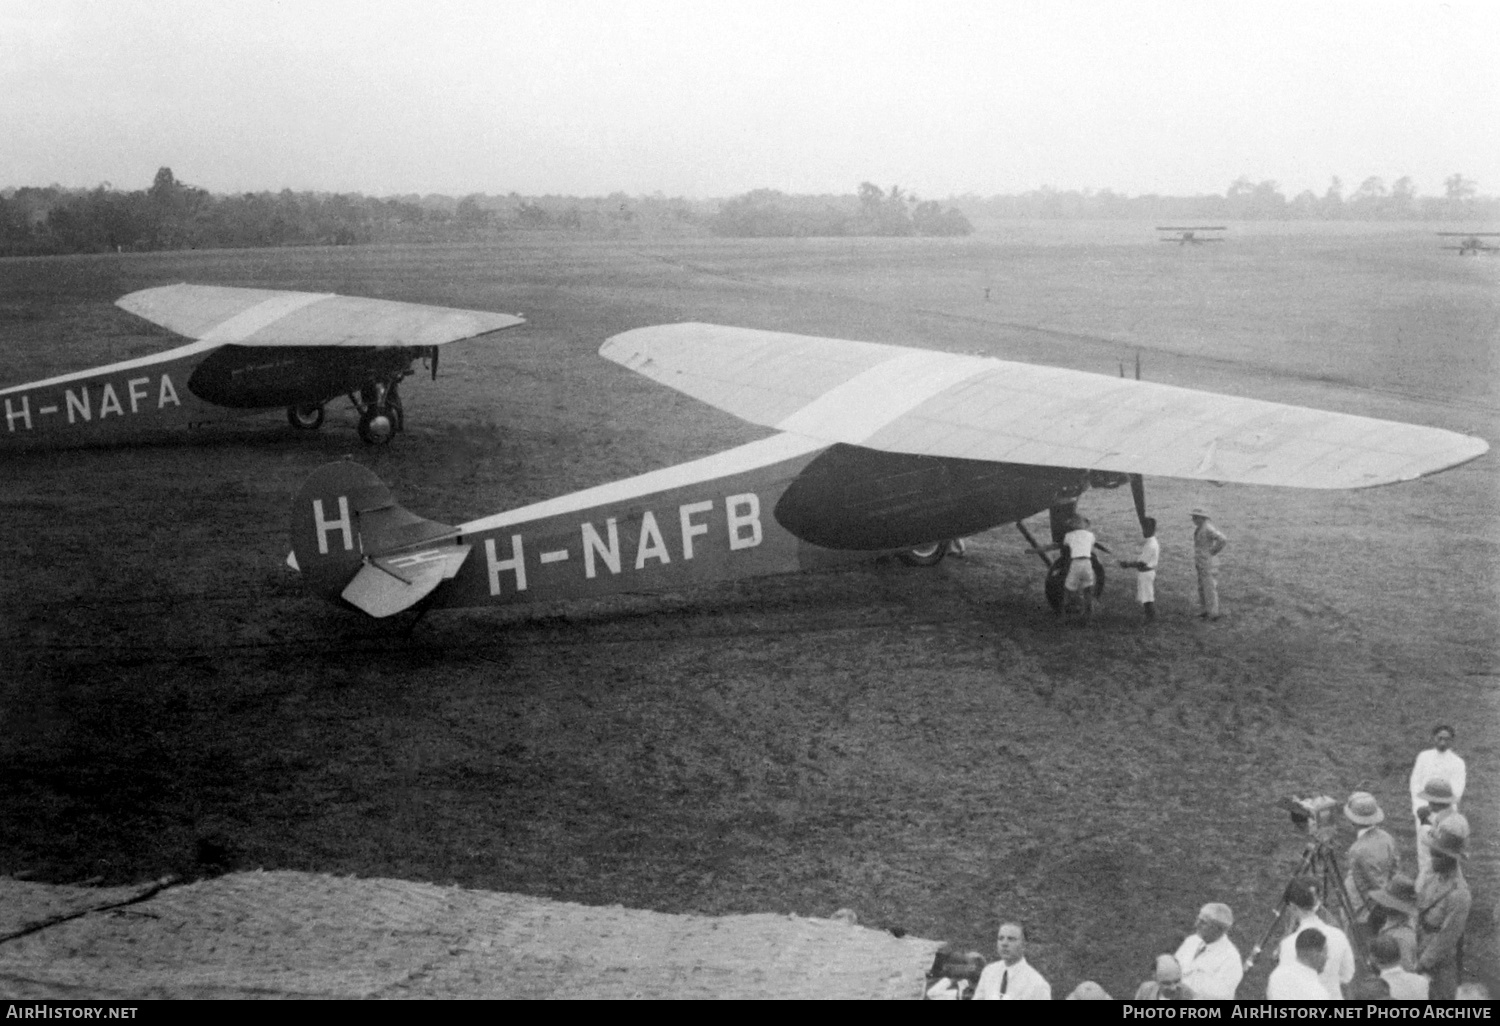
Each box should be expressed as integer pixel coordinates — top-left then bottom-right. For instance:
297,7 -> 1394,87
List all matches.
287,404 -> 324,430
1045,556 -> 1106,612
386,382 -> 404,434
898,542 -> 947,567
358,407 -> 397,445
1045,563 -> 1066,612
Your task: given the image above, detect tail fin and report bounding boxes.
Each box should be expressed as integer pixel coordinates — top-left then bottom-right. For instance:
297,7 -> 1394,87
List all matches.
288,461 -> 470,617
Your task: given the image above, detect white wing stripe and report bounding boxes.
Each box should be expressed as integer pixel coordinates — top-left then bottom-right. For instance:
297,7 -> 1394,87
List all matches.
775,350 -> 992,442
459,432 -> 828,533
199,291 -> 333,343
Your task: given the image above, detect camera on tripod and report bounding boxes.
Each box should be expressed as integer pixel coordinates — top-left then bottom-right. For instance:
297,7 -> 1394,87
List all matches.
1279,795 -> 1340,840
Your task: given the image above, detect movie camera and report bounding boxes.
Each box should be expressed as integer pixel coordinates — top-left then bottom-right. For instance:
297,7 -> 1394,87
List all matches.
1245,795 -> 1371,975
1279,795 -> 1340,840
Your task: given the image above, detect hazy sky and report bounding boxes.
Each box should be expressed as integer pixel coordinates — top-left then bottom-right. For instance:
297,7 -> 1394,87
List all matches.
4,0 -> 1498,199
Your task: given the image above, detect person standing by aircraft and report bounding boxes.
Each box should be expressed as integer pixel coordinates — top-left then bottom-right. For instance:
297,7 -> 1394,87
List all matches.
1189,508 -> 1227,620
1034,515 -> 1110,620
1118,517 -> 1159,623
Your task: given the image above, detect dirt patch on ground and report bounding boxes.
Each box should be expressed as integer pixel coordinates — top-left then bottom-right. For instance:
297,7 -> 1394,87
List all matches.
0,872 -> 937,999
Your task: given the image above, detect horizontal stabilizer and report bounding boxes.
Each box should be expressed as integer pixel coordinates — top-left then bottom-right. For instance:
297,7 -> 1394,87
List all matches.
118,284 -> 523,348
602,323 -> 1489,490
289,460 -> 463,604
341,545 -> 472,618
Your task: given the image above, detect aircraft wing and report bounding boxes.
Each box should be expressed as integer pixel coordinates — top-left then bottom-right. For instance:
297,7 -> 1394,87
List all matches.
117,284 -> 524,347
601,323 -> 1488,489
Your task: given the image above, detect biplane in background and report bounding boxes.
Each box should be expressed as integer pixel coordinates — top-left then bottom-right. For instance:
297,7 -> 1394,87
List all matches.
1156,226 -> 1226,245
1437,232 -> 1500,255
0,285 -> 524,450
286,323 -> 1488,619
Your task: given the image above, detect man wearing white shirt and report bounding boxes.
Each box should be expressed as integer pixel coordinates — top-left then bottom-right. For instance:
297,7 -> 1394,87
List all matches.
1034,515 -> 1111,623
974,921 -> 1052,1000
1173,902 -> 1243,1000
1276,880 -> 1356,998
1119,517 -> 1160,624
1410,725 -> 1465,817
1267,929 -> 1332,1000
1371,934 -> 1429,999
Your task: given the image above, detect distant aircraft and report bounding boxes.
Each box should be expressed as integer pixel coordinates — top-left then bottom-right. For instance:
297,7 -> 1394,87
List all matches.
285,324 -> 1488,619
1436,232 -> 1500,255
0,285 -> 524,450
1157,227 -> 1226,245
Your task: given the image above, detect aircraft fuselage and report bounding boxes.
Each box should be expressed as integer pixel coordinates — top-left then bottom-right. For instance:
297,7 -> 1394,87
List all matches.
292,435 -> 1094,613
0,343 -> 426,449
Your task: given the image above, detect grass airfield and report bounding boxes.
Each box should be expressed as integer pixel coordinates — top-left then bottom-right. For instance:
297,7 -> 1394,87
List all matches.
1,223 -> 1495,999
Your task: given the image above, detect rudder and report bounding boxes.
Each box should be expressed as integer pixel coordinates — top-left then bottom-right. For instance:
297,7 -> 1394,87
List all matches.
289,461 -> 461,610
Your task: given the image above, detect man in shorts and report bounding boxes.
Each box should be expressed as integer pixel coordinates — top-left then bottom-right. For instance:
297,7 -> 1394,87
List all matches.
1119,517 -> 1159,623
1036,515 -> 1111,620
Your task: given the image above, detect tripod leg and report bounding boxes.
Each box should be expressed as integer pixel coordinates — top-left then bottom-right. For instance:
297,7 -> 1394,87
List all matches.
1313,844 -> 1374,978
1245,842 -> 1320,971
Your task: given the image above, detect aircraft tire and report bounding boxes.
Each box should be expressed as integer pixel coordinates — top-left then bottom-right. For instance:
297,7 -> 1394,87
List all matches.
358,409 -> 397,445
287,404 -> 325,430
898,542 -> 947,567
1044,557 -> 1106,611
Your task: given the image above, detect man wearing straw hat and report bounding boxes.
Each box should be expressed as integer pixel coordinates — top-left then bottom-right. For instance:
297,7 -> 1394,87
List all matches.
1414,813 -> 1471,1000
1189,507 -> 1227,620
1368,874 -> 1420,969
1342,791 -> 1397,920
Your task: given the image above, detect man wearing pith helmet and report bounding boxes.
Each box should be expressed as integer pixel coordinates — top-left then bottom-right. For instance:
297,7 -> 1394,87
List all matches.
1172,902 -> 1242,999
1414,777 -> 1457,876
1189,507 -> 1227,620
1342,791 -> 1397,919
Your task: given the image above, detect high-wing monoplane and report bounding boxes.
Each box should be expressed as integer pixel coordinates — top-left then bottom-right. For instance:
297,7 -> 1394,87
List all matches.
1157,226 -> 1226,245
286,324 -> 1487,619
0,285 -> 524,450
1437,232 -> 1500,255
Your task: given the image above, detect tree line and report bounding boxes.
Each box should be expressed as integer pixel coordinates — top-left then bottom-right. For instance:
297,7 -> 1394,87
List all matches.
0,168 -> 711,257
1,168 -> 1494,257
951,174 -> 1497,222
711,183 -> 974,237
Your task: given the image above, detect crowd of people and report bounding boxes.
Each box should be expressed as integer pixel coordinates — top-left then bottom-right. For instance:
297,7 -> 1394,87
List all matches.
924,725 -> 1483,1001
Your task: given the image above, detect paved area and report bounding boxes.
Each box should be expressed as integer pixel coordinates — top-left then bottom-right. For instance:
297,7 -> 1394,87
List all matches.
0,873 -> 939,999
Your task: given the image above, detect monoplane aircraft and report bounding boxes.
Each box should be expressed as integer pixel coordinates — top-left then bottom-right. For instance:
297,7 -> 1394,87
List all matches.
285,324 -> 1488,619
1157,227 -> 1226,245
0,285 -> 524,450
1437,232 -> 1500,255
